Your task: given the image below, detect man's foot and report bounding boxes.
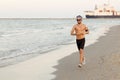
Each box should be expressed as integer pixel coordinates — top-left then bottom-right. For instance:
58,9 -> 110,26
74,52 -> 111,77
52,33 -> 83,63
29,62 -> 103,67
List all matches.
82,57 -> 86,65
78,64 -> 82,68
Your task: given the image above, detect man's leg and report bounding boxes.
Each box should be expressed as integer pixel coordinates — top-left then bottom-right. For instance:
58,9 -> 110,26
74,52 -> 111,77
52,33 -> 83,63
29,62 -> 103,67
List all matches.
79,49 -> 84,64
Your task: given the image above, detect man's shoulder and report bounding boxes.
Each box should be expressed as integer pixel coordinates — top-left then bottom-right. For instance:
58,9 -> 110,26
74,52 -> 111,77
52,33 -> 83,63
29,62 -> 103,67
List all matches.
73,24 -> 78,26
81,23 -> 86,26
82,23 -> 88,28
73,24 -> 78,28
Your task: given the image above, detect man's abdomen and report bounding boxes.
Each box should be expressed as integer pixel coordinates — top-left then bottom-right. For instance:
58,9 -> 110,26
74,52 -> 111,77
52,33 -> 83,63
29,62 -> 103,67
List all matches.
76,35 -> 85,39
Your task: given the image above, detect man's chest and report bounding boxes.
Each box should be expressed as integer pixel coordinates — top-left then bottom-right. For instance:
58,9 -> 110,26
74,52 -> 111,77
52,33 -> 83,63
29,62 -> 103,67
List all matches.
75,26 -> 85,31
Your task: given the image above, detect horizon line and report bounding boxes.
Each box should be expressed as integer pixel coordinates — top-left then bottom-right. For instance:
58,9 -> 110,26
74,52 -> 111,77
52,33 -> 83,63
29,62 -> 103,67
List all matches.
0,17 -> 76,19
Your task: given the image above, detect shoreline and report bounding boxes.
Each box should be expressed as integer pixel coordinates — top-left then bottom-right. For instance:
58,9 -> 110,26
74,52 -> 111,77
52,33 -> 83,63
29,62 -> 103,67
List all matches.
52,25 -> 120,80
0,25 -> 119,80
0,23 -> 110,68
0,41 -> 78,80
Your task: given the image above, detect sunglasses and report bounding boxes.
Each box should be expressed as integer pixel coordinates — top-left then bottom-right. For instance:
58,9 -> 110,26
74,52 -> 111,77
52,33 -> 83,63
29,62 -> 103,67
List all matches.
77,19 -> 82,21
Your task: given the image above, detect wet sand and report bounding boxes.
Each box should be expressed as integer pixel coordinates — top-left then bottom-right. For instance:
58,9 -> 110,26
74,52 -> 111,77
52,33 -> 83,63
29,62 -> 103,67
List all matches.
52,25 -> 120,80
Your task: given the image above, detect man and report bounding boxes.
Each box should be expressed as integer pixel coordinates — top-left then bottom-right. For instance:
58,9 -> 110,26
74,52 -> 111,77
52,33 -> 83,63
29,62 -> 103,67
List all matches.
71,15 -> 89,67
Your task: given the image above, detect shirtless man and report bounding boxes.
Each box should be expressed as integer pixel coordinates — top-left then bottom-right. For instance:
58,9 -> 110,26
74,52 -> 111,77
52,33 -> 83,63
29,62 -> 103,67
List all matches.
71,15 -> 89,67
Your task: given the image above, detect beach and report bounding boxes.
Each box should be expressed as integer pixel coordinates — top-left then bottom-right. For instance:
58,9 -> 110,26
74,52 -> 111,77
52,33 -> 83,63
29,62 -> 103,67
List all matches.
0,22 -> 120,80
52,25 -> 120,80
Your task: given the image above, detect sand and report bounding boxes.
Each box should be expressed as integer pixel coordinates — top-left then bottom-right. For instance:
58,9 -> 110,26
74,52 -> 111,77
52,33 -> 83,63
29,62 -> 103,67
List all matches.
52,25 -> 120,80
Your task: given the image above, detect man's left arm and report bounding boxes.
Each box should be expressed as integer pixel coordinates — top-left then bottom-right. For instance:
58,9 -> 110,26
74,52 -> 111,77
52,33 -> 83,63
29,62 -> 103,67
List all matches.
85,26 -> 89,34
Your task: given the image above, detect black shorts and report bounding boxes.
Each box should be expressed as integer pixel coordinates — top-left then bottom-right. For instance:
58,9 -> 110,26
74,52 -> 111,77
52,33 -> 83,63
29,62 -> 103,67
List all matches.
76,38 -> 85,50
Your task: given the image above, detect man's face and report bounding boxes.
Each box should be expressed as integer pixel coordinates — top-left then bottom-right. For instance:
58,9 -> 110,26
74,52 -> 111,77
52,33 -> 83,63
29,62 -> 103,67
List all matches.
76,18 -> 82,24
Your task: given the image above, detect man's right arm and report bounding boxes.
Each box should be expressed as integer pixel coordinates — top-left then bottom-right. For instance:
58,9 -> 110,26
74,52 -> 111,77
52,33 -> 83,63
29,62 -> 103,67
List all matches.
71,26 -> 76,36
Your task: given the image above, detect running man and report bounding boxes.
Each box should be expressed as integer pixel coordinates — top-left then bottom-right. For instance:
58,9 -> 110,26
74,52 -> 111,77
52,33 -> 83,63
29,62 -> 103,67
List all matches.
71,15 -> 89,67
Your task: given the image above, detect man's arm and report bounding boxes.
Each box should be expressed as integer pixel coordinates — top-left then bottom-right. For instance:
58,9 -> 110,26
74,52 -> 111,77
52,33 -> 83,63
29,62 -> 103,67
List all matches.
85,27 -> 89,34
71,26 -> 76,35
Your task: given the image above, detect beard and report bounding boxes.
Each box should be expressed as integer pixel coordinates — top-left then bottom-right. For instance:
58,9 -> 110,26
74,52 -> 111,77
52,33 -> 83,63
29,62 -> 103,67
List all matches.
78,22 -> 81,24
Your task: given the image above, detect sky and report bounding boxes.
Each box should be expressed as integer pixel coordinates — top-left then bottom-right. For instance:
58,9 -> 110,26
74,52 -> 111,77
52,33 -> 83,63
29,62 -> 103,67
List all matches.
0,0 -> 120,18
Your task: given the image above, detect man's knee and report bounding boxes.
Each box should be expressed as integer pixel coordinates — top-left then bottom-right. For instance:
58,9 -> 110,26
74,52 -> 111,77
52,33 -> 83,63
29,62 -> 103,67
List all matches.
80,48 -> 83,51
79,49 -> 84,53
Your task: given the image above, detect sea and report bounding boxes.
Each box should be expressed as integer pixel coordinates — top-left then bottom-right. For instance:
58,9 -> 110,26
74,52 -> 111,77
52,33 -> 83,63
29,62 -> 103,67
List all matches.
0,18 -> 120,67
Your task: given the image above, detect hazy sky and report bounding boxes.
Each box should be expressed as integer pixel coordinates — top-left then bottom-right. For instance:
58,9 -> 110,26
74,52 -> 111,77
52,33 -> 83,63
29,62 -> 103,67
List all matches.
0,0 -> 120,18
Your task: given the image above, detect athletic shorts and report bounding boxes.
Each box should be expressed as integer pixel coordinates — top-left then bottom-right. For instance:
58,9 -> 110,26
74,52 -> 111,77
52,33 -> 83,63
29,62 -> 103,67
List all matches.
76,38 -> 85,50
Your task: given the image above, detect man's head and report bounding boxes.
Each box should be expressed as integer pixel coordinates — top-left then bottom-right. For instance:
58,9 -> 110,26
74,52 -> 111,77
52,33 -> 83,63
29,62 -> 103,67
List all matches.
76,15 -> 82,24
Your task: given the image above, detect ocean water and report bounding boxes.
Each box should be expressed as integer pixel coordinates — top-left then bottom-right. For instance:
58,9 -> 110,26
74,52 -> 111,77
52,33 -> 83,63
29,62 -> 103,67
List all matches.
0,18 -> 120,67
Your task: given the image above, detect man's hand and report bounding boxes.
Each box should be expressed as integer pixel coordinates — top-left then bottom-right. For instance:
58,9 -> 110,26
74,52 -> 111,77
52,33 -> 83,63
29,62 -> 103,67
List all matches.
71,26 -> 76,36
85,27 -> 89,34
85,30 -> 89,34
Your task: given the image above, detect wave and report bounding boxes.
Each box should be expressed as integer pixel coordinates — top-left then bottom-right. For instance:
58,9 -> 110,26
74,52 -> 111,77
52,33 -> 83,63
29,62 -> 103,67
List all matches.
1,29 -> 42,37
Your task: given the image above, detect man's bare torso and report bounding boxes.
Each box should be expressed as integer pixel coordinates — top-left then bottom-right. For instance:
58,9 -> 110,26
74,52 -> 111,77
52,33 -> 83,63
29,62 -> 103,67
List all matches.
74,23 -> 87,39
